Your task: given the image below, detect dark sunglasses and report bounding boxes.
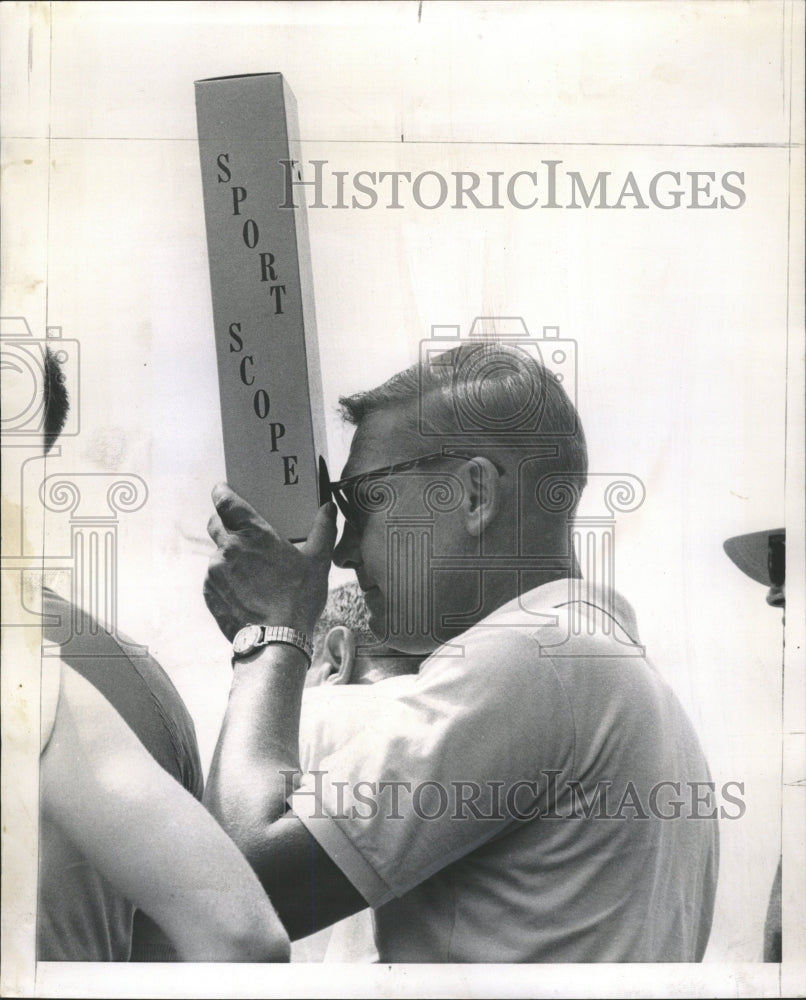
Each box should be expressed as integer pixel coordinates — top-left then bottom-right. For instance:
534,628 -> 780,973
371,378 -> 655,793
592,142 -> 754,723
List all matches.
329,451 -> 503,529
768,533 -> 785,588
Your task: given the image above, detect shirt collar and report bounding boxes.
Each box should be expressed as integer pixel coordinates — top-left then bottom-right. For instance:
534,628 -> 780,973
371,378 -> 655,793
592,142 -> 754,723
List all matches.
488,578 -> 641,645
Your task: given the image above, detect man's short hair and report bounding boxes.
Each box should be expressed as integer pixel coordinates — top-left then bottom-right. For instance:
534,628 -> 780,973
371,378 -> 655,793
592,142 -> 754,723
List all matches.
312,582 -> 375,661
43,346 -> 70,455
339,340 -> 588,514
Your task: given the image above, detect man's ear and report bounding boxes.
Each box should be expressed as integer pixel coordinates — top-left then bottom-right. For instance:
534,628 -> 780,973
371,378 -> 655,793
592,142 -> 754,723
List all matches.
322,626 -> 356,685
457,457 -> 501,538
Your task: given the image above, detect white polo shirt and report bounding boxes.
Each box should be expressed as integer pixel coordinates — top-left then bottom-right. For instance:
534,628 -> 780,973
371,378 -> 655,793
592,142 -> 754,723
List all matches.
300,676 -> 416,776
291,579 -> 719,963
299,677 -> 416,962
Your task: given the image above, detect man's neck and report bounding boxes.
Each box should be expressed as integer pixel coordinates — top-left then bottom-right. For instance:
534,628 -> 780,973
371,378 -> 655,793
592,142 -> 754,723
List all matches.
401,563 -> 580,658
471,562 -> 581,623
354,660 -> 421,684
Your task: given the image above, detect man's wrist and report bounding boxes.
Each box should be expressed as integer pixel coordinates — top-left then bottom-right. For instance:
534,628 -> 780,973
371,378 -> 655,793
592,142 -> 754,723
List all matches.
231,624 -> 313,663
230,642 -> 310,673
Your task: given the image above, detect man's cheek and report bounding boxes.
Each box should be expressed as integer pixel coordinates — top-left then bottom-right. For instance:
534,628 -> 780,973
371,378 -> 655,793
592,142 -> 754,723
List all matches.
362,523 -> 389,575
365,591 -> 387,637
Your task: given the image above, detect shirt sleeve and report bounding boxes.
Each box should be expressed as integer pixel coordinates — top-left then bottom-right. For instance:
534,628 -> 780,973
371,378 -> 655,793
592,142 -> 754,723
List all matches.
289,626 -> 575,907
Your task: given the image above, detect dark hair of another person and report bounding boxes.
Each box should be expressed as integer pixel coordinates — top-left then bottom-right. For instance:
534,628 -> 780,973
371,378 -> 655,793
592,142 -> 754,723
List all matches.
43,346 -> 70,455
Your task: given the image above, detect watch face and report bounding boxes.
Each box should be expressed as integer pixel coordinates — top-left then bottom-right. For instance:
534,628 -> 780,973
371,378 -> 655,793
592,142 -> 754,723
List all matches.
233,624 -> 261,655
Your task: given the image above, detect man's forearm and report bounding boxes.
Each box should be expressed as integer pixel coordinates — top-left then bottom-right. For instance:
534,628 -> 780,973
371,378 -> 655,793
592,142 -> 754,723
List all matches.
199,492 -> 363,936
203,645 -> 309,851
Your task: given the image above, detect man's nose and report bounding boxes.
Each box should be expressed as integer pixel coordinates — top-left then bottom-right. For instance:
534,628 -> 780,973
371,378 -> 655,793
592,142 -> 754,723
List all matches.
766,584 -> 785,608
333,520 -> 361,569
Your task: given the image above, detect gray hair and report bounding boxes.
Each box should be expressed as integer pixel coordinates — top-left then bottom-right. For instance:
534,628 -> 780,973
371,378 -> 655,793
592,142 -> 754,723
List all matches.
312,583 -> 374,660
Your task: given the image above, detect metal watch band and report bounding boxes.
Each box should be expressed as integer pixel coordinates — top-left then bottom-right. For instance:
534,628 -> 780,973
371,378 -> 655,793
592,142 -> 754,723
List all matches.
258,625 -> 313,662
232,623 -> 313,663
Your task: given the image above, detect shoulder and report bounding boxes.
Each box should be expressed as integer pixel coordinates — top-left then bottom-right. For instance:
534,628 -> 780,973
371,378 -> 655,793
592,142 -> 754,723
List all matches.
420,620 -> 542,687
42,591 -> 202,795
413,616 -> 576,760
124,650 -> 203,796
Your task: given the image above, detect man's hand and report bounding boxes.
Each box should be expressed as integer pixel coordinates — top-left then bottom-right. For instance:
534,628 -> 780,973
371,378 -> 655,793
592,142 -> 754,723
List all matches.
203,483 -> 337,640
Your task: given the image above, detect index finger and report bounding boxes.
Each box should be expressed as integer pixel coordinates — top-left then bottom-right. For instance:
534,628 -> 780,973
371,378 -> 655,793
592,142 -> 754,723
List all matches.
211,482 -> 269,534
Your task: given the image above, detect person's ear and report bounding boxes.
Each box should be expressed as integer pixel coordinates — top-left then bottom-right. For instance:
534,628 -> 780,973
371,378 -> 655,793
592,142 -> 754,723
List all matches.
322,626 -> 356,684
457,457 -> 501,538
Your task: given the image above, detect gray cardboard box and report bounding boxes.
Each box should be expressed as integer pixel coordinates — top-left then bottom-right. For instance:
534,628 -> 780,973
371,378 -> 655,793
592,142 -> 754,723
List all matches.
195,72 -> 327,541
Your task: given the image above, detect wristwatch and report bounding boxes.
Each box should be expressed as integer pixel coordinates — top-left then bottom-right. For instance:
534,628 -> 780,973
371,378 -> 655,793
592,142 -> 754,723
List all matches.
231,624 -> 313,663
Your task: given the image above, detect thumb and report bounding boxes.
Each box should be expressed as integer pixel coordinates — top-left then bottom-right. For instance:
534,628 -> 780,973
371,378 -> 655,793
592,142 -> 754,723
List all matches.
304,502 -> 338,561
212,482 -> 267,534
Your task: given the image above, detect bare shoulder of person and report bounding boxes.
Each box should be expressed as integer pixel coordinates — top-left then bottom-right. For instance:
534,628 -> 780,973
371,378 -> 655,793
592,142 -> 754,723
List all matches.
40,660 -> 290,962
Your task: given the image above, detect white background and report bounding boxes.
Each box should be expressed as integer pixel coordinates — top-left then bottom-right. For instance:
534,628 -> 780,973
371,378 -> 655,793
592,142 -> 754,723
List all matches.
2,2 -> 804,996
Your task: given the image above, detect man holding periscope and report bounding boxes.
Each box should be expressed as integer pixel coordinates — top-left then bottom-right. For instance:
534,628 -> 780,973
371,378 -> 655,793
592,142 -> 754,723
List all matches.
202,339 -> 719,962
